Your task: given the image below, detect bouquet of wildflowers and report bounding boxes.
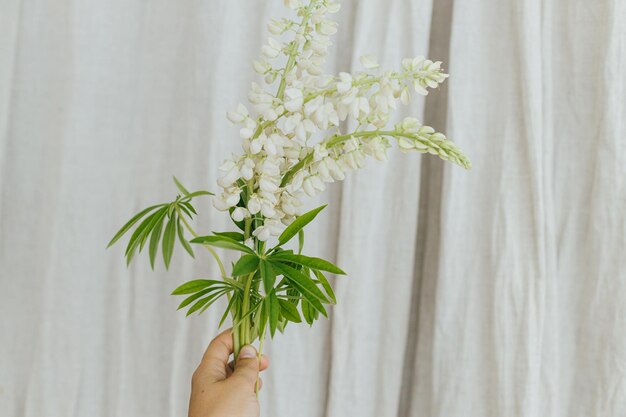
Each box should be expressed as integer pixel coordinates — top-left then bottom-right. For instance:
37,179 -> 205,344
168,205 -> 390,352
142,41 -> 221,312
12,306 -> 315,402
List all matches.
109,0 -> 470,367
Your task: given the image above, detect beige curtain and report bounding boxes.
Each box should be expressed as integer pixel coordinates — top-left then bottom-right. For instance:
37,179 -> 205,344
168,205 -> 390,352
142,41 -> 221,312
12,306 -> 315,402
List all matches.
1,0 -> 624,416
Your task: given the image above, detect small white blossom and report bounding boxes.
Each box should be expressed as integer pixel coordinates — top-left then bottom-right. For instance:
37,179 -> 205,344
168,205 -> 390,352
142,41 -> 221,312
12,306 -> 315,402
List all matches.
227,103 -> 249,124
360,54 -> 379,69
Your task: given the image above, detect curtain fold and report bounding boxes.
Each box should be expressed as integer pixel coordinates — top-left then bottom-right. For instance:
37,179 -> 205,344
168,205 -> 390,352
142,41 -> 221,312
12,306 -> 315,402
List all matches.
0,1 -> 624,416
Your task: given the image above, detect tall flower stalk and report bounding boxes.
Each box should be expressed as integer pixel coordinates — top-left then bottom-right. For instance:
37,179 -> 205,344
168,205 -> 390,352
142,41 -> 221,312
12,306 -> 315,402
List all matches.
108,0 -> 470,378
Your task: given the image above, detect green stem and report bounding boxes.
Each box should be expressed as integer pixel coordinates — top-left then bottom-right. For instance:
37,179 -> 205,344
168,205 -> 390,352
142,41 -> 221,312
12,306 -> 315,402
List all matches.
255,326 -> 266,397
234,271 -> 255,365
276,1 -> 315,100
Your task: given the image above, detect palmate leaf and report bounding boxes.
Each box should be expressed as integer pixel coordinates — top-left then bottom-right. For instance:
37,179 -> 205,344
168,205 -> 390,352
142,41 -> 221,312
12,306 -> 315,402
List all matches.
125,206 -> 168,266
108,178 -> 212,269
107,204 -> 166,248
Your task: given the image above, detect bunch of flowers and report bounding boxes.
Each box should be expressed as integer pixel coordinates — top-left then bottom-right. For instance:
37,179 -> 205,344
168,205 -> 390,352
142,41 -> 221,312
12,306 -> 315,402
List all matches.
109,0 -> 470,384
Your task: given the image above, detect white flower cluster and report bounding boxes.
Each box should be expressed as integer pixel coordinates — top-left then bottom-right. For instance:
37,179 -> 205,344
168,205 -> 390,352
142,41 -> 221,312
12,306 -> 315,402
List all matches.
214,0 -> 470,242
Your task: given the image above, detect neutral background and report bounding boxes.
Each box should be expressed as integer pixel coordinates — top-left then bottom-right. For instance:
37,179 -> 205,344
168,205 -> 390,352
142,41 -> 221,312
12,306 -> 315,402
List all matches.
1,0 -> 625,416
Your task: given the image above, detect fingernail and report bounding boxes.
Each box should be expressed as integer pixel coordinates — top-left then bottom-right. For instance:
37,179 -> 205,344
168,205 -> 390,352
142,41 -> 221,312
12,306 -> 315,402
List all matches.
239,345 -> 256,359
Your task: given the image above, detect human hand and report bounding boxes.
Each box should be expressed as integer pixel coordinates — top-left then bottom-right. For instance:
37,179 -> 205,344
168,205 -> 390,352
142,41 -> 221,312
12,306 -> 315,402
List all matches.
188,329 -> 269,417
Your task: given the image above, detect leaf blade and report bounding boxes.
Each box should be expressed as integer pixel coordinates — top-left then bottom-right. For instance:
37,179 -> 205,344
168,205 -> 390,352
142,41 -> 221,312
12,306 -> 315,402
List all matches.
107,204 -> 165,248
277,205 -> 327,246
232,254 -> 260,276
190,235 -> 254,254
270,261 -> 329,304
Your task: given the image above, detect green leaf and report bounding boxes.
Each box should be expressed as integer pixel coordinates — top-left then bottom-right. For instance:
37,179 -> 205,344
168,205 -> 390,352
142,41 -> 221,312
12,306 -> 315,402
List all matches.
177,288 -> 215,310
107,204 -> 166,248
270,253 -> 346,275
260,260 -> 276,294
177,219 -> 195,258
314,270 -> 336,304
298,229 -> 304,254
255,301 -> 268,338
186,290 -> 228,316
268,291 -> 280,337
218,293 -> 238,328
125,208 -> 167,266
162,213 -> 177,269
232,254 -> 260,276
139,208 -> 167,251
190,235 -> 254,254
278,205 -> 327,246
173,176 -> 190,196
271,261 -> 329,304
301,299 -> 314,325
177,203 -> 194,218
171,279 -> 224,295
149,211 -> 167,269
181,201 -> 197,215
183,190 -> 214,200
213,231 -> 245,242
278,298 -> 301,323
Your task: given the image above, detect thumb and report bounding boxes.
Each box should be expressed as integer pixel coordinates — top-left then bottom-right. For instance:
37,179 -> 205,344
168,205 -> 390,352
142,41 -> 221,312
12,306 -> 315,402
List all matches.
232,345 -> 260,389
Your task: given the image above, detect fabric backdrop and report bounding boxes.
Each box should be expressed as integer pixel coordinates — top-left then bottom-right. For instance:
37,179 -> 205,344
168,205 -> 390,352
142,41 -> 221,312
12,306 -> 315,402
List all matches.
1,0 -> 625,416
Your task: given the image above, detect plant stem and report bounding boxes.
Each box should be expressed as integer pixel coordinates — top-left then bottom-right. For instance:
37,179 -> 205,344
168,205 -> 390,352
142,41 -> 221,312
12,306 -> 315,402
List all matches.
234,271 -> 255,365
255,326 -> 266,397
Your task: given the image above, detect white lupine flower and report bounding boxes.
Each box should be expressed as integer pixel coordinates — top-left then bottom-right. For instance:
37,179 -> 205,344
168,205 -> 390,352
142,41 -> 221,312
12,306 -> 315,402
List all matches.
324,157 -> 345,180
253,60 -> 271,75
318,19 -> 338,35
283,0 -> 301,10
212,0 -> 469,243
326,2 -> 341,13
240,158 -> 255,180
262,38 -> 282,59
227,103 -> 249,124
360,54 -> 380,69
231,207 -> 249,222
247,194 -> 262,215
284,88 -> 304,112
286,170 -> 307,194
336,72 -> 353,94
217,160 -> 241,187
259,176 -> 279,193
397,138 -> 414,153
268,19 -> 287,35
400,87 -> 410,105
253,219 -> 283,241
400,117 -> 421,132
412,80 -> 429,96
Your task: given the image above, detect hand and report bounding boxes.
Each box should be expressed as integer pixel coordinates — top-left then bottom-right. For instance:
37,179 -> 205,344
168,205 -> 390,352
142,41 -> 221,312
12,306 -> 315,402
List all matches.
188,329 -> 269,417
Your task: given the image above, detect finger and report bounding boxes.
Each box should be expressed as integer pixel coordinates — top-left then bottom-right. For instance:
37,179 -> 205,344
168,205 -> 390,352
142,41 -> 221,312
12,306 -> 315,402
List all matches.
257,377 -> 263,391
199,329 -> 233,382
228,354 -> 269,373
231,345 -> 260,390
